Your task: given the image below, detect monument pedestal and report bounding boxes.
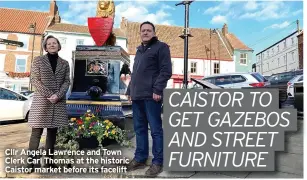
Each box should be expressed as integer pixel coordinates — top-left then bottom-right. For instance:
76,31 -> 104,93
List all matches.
67,45 -> 134,142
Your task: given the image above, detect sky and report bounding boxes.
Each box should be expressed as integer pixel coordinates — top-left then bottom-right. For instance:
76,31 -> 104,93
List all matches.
1,0 -> 304,63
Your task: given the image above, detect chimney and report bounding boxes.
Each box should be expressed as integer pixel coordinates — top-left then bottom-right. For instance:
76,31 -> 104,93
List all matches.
49,0 -> 57,17
54,11 -> 61,23
222,23 -> 228,36
49,0 -> 61,23
120,17 -> 128,30
120,17 -> 128,36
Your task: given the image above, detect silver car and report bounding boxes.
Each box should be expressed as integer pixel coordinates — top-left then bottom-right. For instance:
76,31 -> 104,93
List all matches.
287,75 -> 303,97
202,72 -> 267,89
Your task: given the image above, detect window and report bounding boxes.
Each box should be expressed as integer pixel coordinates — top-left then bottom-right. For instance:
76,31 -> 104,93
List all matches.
76,39 -> 84,45
15,59 -> 26,72
240,53 -> 247,64
258,56 -> 261,62
21,39 -> 28,49
279,72 -> 293,82
190,62 -> 197,73
0,88 -> 18,100
291,37 -> 294,45
292,51 -> 295,61
284,55 -> 287,64
231,75 -> 246,83
277,45 -> 279,52
215,76 -> 231,85
267,51 -> 269,58
204,77 -> 215,84
214,63 -> 220,74
17,36 -> 28,50
283,41 -> 286,49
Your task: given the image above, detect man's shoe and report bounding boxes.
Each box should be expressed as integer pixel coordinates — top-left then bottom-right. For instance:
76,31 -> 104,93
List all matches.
126,159 -> 146,171
145,164 -> 163,177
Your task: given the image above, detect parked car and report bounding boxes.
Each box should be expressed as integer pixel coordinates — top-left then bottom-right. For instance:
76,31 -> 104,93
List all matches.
0,87 -> 32,121
267,69 -> 303,86
287,75 -> 303,98
264,69 -> 303,103
202,72 -> 267,88
264,75 -> 271,80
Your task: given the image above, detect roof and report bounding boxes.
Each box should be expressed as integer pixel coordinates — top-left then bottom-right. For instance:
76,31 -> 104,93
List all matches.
125,21 -> 233,60
226,33 -> 253,51
0,8 -> 52,34
47,23 -> 126,38
256,31 -> 298,55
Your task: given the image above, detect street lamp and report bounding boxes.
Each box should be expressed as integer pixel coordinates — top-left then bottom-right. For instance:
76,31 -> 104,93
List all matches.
28,22 -> 36,90
176,0 -> 194,89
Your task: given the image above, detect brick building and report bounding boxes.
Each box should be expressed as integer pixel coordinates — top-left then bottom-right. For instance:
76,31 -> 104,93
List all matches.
0,1 -> 60,92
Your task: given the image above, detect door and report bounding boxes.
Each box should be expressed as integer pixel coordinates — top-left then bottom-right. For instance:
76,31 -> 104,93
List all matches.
0,88 -> 25,121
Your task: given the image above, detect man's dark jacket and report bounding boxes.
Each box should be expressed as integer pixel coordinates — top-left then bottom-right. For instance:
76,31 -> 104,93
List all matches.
126,37 -> 172,100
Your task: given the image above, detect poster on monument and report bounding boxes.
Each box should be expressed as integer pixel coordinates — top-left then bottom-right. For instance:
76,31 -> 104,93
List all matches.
86,58 -> 108,76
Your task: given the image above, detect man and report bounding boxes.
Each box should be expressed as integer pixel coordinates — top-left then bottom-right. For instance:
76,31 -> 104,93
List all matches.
125,21 -> 172,177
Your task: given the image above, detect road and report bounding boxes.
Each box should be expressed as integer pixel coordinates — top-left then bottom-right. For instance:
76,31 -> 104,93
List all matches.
0,100 -> 303,178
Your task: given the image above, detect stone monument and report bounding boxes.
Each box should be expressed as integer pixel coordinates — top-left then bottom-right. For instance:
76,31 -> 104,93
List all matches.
66,0 -> 133,137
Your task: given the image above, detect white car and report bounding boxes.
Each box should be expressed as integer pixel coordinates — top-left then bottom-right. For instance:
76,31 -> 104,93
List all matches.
202,72 -> 267,89
0,87 -> 32,121
287,75 -> 303,98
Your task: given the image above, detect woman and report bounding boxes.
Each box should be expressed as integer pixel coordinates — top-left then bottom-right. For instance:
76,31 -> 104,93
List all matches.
27,35 -> 70,171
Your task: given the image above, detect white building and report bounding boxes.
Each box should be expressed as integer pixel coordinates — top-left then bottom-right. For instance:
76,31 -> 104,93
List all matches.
256,31 -> 300,76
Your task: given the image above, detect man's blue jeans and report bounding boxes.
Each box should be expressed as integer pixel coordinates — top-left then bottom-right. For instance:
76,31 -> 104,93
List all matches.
132,99 -> 163,165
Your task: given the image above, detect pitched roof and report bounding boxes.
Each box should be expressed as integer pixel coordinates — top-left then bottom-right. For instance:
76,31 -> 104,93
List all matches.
0,8 -> 52,34
226,33 -> 253,51
125,21 -> 233,60
47,23 -> 126,38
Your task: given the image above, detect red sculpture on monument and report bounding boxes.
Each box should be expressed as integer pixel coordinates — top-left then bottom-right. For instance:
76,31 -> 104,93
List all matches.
88,0 -> 116,46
